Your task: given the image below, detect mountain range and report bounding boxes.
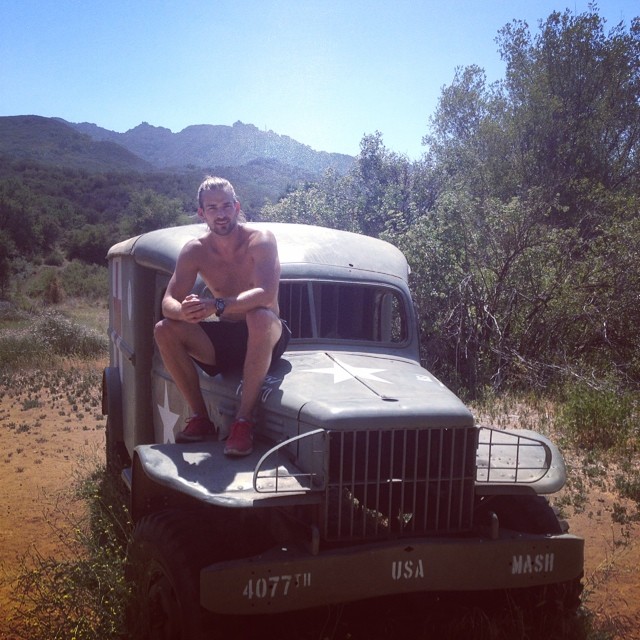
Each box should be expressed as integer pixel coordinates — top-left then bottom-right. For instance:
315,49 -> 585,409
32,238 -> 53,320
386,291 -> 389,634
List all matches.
0,115 -> 354,176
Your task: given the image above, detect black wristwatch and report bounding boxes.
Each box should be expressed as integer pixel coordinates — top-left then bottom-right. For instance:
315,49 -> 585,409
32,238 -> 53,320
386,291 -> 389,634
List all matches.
214,297 -> 226,317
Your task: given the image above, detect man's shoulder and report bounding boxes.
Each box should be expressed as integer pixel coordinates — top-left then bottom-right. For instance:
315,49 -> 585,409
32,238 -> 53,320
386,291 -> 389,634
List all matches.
177,235 -> 208,262
242,224 -> 277,248
242,223 -> 274,238
181,235 -> 207,252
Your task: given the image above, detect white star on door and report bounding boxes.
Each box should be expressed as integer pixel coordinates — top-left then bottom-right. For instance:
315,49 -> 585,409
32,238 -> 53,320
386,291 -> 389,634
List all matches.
158,382 -> 180,443
304,359 -> 390,384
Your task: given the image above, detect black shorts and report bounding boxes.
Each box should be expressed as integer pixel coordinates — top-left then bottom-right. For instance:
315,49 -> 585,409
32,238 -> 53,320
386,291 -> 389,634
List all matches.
192,319 -> 291,377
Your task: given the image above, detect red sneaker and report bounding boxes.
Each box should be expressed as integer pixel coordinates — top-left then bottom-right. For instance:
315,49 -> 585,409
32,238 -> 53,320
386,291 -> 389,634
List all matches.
175,415 -> 216,443
224,419 -> 254,456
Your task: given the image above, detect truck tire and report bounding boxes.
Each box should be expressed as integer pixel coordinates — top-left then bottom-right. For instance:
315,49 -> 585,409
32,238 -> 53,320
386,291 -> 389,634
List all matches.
125,509 -> 217,640
507,574 -> 584,620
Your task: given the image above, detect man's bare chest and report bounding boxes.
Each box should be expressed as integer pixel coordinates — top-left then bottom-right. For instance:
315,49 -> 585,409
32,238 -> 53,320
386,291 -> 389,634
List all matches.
200,258 -> 254,296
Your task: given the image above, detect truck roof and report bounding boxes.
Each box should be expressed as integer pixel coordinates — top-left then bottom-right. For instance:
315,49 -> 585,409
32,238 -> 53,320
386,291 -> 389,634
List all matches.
107,222 -> 411,283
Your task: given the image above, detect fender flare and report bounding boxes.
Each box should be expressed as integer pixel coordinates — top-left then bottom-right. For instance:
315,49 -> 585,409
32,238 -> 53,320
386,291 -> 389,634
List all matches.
103,367 -> 127,472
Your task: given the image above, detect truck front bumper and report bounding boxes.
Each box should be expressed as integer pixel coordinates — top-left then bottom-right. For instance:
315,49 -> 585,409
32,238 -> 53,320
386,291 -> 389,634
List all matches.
200,532 -> 583,614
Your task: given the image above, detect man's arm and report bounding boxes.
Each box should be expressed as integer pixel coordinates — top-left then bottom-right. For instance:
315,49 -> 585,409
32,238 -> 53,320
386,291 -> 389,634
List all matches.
222,230 -> 280,316
162,243 -> 205,323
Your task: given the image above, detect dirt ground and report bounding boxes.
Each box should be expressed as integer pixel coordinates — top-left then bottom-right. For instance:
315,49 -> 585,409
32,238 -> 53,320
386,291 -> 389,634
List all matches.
560,476 -> 640,638
0,358 -> 107,634
0,357 -> 638,638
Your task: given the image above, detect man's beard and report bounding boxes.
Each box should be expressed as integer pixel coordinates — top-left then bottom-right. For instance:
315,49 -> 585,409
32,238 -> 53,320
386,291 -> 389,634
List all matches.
211,217 -> 238,236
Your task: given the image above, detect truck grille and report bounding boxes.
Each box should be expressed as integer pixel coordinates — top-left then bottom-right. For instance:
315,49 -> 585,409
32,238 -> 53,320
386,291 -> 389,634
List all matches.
322,427 -> 477,541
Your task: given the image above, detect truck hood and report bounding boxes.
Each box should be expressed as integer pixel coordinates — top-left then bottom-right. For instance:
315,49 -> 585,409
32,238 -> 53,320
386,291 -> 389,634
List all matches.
266,351 -> 474,430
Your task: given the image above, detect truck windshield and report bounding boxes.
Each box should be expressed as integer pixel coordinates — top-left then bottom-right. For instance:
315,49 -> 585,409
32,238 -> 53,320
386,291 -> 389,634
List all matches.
279,281 -> 408,344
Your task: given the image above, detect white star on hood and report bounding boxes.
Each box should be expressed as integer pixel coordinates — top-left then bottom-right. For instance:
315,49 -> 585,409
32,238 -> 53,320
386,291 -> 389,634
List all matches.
304,359 -> 390,384
158,382 -> 180,443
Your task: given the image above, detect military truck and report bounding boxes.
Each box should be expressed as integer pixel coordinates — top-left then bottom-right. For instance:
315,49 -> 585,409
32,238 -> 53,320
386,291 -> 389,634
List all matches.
103,222 -> 583,638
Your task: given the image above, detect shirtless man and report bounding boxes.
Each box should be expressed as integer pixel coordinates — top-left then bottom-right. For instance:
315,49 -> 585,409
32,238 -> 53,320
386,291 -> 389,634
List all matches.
154,176 -> 289,456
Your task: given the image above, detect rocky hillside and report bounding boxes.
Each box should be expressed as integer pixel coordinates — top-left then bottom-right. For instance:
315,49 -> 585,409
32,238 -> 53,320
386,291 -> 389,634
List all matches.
0,116 -> 354,177
64,119 -> 354,174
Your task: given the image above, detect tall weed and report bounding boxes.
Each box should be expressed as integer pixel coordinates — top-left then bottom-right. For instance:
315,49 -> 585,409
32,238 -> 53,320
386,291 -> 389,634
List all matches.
615,460 -> 640,508
3,465 -> 131,640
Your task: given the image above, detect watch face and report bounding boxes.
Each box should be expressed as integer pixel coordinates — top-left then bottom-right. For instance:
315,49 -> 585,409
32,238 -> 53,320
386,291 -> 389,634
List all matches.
216,298 -> 225,315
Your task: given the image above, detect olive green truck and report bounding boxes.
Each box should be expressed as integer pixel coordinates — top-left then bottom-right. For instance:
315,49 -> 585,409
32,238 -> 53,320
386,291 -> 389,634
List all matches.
103,222 -> 583,638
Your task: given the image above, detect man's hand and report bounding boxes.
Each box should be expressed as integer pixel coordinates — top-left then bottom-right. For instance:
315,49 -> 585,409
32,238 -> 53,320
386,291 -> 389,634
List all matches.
180,294 -> 209,323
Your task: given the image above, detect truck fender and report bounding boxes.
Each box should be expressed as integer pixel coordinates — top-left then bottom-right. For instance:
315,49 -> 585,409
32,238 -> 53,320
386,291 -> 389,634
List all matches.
103,367 -> 127,473
102,367 -> 123,435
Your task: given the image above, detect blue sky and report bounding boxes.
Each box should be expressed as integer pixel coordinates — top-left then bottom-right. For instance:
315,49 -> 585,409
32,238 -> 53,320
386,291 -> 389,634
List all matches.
1,1 -> 637,160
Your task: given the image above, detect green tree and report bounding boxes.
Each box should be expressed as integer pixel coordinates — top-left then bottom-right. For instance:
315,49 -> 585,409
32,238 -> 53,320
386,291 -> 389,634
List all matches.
424,66 -> 515,201
497,7 -> 640,229
120,189 -> 185,236
397,189 -> 576,393
412,5 -> 640,390
0,230 -> 13,298
425,7 -> 640,230
261,134 -> 419,238
350,133 -> 417,237
260,176 -> 348,230
0,178 -> 43,255
67,224 -> 115,265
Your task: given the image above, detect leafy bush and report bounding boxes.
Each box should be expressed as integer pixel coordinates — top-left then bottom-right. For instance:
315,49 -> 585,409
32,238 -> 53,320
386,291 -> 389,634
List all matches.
36,311 -> 107,358
20,262 -> 108,303
0,326 -> 42,369
0,310 -> 107,370
44,250 -> 65,266
557,382 -> 636,451
0,300 -> 29,322
22,266 -> 64,302
61,260 -> 108,299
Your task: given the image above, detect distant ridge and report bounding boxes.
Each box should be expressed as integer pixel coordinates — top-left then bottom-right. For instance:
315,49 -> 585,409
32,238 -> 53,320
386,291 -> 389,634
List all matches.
0,115 -> 152,172
0,115 -> 354,175
64,119 -> 354,174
